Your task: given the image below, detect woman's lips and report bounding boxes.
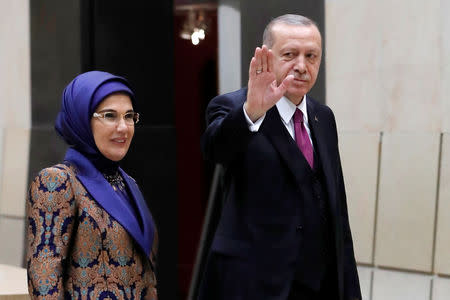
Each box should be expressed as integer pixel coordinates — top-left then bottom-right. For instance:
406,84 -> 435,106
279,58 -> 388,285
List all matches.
111,138 -> 127,144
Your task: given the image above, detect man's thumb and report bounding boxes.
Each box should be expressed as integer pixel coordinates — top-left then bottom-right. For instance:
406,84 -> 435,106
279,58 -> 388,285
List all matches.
278,75 -> 294,92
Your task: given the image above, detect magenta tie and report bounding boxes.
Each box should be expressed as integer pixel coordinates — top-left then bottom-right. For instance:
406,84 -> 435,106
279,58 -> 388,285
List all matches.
293,109 -> 314,168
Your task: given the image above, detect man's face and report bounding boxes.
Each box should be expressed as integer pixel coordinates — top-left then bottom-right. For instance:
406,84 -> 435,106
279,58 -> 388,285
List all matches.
270,23 -> 322,104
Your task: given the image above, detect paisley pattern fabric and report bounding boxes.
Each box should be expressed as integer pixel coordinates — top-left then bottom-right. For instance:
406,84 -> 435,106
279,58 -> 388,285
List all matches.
27,163 -> 158,300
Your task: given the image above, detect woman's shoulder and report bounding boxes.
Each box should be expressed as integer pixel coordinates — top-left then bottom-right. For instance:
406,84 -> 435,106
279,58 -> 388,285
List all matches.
38,162 -> 69,174
32,163 -> 77,191
35,163 -> 67,177
28,163 -> 80,210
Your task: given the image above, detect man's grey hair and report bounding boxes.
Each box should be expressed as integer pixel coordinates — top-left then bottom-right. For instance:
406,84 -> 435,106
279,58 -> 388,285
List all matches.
262,14 -> 320,48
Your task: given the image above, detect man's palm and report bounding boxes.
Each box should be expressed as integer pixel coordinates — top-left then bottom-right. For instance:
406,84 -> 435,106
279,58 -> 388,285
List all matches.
245,46 -> 293,121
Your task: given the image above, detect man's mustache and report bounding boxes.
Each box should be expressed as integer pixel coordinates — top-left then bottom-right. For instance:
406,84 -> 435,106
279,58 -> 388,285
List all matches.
292,72 -> 310,81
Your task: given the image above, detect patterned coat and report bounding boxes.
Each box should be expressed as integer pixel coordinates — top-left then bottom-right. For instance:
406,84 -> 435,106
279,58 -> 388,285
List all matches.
26,163 -> 158,300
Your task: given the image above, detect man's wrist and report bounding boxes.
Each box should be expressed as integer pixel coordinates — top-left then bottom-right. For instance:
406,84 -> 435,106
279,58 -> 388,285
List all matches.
243,105 -> 265,132
243,101 -> 264,122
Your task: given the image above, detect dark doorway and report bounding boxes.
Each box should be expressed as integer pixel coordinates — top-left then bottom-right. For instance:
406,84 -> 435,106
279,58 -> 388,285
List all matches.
80,1 -> 178,299
173,4 -> 218,299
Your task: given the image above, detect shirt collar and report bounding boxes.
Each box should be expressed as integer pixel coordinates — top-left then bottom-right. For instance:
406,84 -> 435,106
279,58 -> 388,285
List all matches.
276,95 -> 308,125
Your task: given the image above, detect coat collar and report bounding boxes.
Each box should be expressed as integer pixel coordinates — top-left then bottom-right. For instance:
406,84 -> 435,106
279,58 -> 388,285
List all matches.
261,104 -> 313,187
275,95 -> 308,125
306,96 -> 338,214
261,95 -> 338,214
64,148 -> 155,259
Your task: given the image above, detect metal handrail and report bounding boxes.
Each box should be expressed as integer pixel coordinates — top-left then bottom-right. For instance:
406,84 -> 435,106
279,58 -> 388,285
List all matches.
187,164 -> 224,300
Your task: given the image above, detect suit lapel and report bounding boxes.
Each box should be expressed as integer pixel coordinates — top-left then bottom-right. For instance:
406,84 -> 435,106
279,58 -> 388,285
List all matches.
120,168 -> 155,258
306,97 -> 338,216
261,106 -> 313,187
77,173 -> 147,250
64,148 -> 152,257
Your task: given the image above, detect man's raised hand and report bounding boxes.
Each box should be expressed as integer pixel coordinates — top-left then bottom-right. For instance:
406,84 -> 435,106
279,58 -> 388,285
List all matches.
244,45 -> 293,122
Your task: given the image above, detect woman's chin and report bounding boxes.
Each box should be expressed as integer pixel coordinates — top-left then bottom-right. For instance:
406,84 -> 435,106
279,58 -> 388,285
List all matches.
103,150 -> 128,162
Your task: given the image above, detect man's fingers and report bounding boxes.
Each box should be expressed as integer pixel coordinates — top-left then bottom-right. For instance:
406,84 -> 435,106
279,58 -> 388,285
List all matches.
276,75 -> 294,94
261,45 -> 268,72
281,75 -> 294,89
249,57 -> 258,78
255,47 -> 262,72
267,49 -> 274,73
248,47 -> 264,77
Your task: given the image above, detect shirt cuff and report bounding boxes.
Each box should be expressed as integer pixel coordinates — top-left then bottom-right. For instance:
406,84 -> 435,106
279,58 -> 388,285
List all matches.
243,105 -> 265,132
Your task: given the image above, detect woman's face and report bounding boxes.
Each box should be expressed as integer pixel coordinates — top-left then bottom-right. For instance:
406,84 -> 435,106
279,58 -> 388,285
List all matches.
91,93 -> 135,161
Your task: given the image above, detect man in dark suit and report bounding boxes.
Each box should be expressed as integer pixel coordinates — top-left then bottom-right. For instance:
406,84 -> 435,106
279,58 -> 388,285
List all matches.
198,14 -> 361,300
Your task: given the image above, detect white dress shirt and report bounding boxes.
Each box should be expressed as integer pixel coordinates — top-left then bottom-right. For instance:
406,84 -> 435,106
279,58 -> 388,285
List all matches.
243,95 -> 314,148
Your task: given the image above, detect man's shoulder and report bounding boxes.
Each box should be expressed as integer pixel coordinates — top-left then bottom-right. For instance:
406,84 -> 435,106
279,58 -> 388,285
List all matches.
306,95 -> 334,116
209,88 -> 248,110
215,87 -> 247,101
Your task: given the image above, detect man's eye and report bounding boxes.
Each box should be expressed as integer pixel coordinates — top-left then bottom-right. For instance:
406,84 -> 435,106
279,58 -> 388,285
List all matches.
104,112 -> 117,120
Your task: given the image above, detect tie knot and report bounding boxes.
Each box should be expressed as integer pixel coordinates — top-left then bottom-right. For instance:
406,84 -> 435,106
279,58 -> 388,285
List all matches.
293,109 -> 304,124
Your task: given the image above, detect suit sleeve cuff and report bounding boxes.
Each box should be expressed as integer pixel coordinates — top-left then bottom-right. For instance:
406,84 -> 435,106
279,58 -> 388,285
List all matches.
243,105 -> 265,132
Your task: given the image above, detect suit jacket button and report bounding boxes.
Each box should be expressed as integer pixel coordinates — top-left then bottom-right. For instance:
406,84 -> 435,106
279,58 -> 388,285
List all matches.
296,225 -> 303,231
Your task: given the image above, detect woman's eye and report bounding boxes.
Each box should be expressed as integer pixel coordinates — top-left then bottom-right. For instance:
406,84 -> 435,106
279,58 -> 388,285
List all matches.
104,112 -> 117,120
124,113 -> 134,121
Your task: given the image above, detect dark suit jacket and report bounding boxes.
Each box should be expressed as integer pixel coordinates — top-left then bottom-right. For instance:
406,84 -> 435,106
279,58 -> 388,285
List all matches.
199,88 -> 361,300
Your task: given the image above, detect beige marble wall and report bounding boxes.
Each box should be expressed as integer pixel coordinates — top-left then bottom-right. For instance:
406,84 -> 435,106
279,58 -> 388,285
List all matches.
326,0 -> 450,297
375,133 -> 439,272
339,132 -> 379,264
0,218 -> 26,267
0,0 -> 31,130
0,0 -> 31,268
326,0 -> 443,133
0,264 -> 28,299
0,128 -> 30,218
442,0 -> 450,133
218,0 -> 241,94
435,134 -> 450,275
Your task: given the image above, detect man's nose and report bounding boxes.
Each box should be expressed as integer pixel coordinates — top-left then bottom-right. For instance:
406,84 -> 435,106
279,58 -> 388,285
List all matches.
294,56 -> 306,73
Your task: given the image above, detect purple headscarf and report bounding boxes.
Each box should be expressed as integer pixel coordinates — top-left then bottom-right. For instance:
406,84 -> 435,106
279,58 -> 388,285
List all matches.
54,71 -> 156,258
55,70 -> 135,165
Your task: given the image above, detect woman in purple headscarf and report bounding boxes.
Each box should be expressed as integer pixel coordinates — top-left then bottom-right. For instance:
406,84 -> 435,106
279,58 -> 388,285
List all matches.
26,71 -> 158,300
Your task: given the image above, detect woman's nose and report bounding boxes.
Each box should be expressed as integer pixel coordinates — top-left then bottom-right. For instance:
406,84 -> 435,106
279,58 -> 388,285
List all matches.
116,117 -> 128,131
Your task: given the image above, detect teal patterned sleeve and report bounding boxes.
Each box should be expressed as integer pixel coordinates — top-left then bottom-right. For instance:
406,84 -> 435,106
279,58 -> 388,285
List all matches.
26,166 -> 76,299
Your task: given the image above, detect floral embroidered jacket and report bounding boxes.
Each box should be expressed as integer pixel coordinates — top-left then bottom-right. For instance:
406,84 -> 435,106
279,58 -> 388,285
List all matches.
26,163 -> 158,300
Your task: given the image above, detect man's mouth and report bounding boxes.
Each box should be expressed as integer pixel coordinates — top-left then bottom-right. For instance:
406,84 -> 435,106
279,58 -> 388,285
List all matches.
294,78 -> 308,83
